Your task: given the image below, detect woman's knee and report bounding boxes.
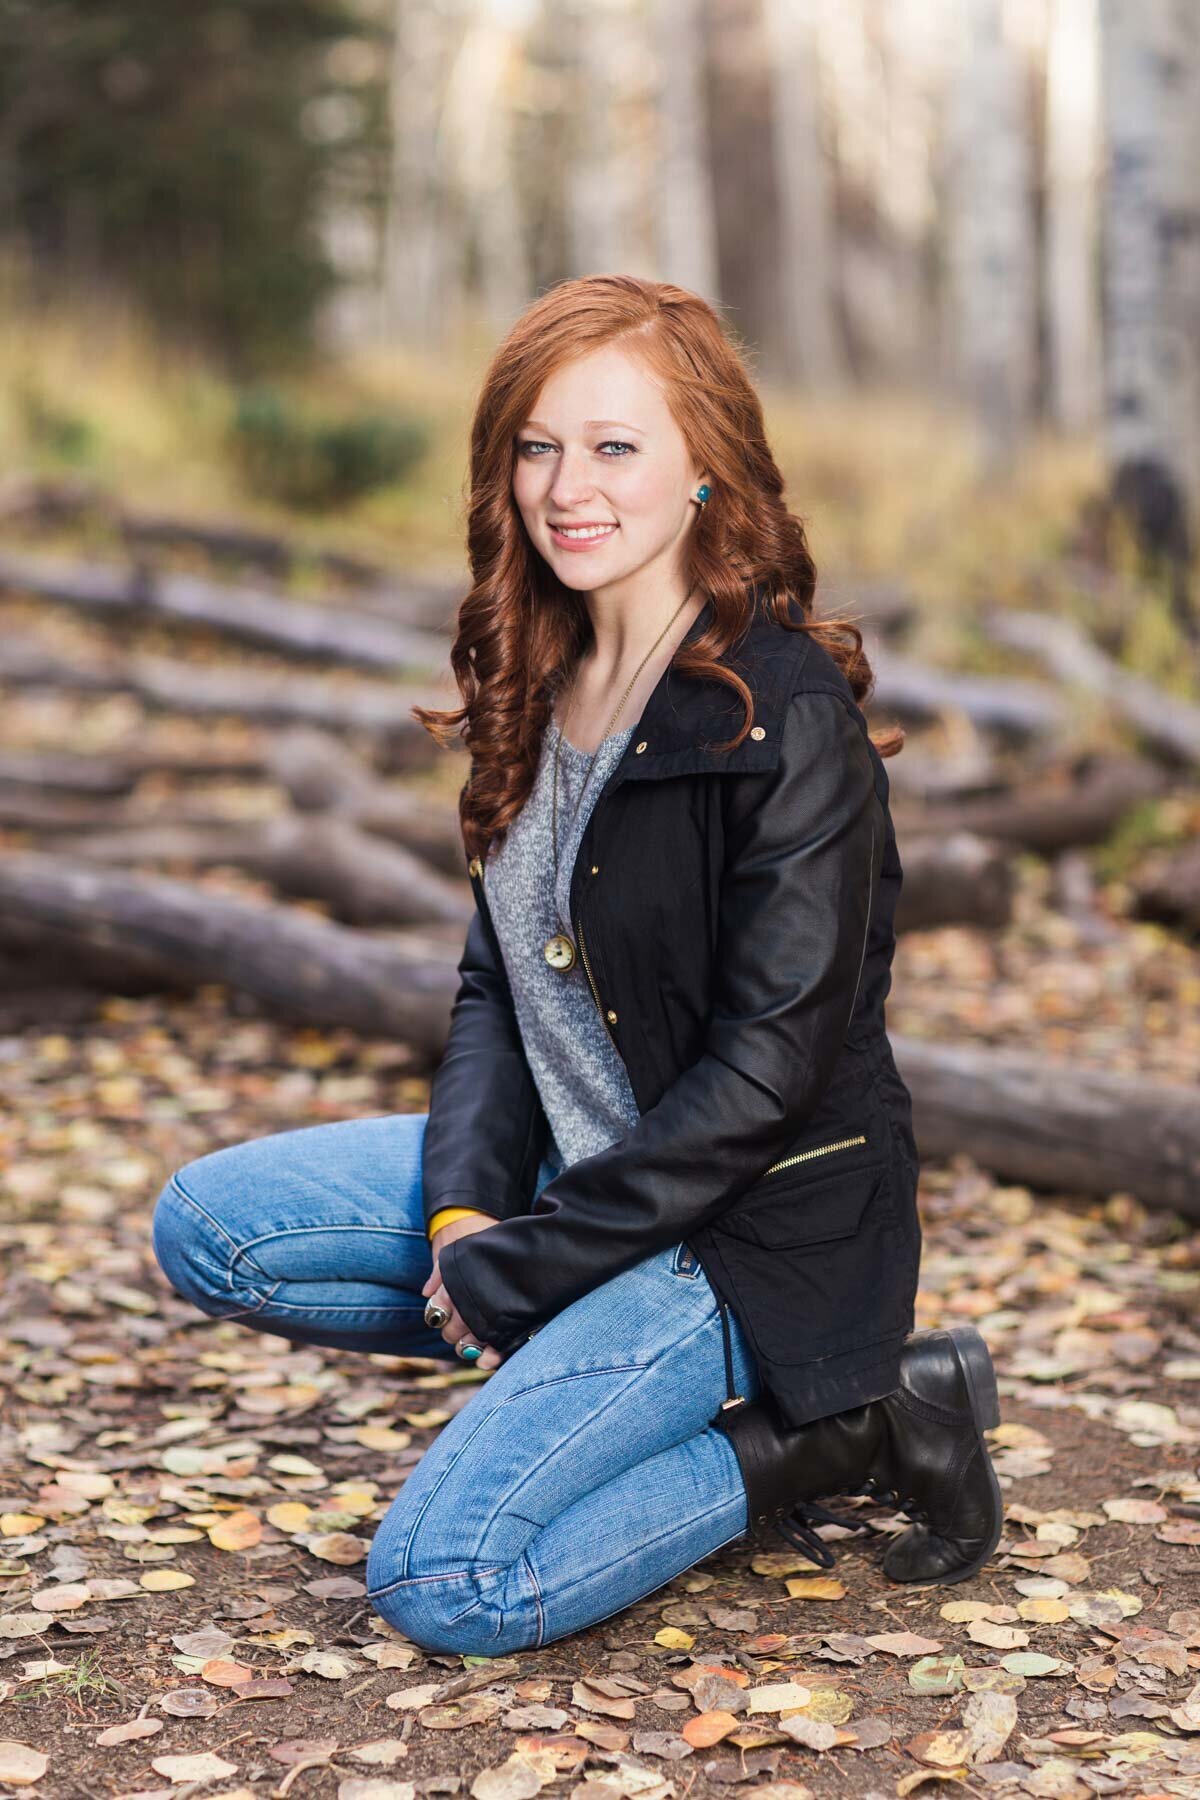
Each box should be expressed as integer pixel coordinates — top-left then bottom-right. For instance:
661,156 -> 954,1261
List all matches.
150,1166 -> 277,1322
366,1548 -> 533,1656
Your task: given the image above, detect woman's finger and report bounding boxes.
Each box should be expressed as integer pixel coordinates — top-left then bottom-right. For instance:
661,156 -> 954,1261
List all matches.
422,1278 -> 500,1368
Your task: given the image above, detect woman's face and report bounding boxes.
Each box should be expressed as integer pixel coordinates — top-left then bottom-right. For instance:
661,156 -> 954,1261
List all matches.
512,342 -> 708,597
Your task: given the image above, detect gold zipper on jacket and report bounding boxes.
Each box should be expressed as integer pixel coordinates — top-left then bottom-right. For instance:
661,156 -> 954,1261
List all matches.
763,1133 -> 867,1176
576,915 -> 617,1047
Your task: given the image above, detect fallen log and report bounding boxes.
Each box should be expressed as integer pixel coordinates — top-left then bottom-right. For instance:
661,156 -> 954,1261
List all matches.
0,547 -> 448,673
37,815 -> 472,929
892,1034 -> 1200,1217
867,647 -> 1067,741
984,609 -> 1200,770
1130,841 -> 1200,937
893,833 -> 1015,932
892,753 -> 1169,855
265,729 -> 465,876
0,636 -> 450,766
0,470 -> 461,593
0,850 -> 460,1051
0,748 -> 142,797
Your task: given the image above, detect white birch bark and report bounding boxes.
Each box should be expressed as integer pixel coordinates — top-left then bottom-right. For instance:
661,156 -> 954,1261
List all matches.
946,0 -> 1038,470
442,14 -> 531,335
653,0 -> 720,299
1045,0 -> 1102,432
1098,0 -> 1198,569
762,0 -> 844,387
563,0 -> 652,277
382,0 -> 466,347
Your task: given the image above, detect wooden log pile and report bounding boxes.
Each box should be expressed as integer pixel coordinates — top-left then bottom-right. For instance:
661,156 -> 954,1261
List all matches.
0,510 -> 1195,1215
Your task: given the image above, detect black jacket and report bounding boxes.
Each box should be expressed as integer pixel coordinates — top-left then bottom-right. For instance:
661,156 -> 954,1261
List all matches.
423,585 -> 921,1428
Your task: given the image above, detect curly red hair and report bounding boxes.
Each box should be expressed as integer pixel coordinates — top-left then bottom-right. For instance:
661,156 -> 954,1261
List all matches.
411,274 -> 903,862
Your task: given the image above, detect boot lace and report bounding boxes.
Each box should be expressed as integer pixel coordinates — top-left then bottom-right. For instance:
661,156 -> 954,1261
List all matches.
844,1473 -> 931,1522
770,1498 -> 872,1569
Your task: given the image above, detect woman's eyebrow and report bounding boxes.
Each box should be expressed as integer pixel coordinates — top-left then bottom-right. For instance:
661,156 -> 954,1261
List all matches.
521,419 -> 645,432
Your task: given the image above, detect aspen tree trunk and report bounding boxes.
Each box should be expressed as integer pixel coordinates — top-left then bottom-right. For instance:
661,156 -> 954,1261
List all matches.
564,0 -> 651,276
442,13 -> 531,336
1158,1 -> 1200,571
946,0 -> 1037,471
653,0 -> 720,298
382,0 -> 465,347
762,0 -> 844,387
1097,0 -> 1197,611
1045,0 -> 1102,433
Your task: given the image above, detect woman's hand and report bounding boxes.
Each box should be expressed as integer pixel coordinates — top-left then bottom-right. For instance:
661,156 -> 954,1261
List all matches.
423,1213 -> 503,1370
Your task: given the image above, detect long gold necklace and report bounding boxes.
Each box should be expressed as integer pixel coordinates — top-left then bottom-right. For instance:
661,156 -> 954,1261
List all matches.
543,590 -> 695,972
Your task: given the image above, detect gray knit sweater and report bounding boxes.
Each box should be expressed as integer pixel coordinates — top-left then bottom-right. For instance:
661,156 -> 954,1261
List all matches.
482,719 -> 642,1174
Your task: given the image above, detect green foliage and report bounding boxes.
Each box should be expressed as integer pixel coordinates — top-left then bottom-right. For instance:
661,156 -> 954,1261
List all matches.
1092,795 -> 1190,885
0,0 -> 389,368
228,384 -> 429,509
24,1647 -> 127,1705
13,376 -> 100,464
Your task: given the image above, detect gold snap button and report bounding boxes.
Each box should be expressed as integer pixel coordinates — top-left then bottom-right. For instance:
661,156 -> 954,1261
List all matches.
591,864 -> 599,875
606,1009 -> 618,1023
635,741 -> 647,754
468,856 -> 482,876
749,726 -> 766,741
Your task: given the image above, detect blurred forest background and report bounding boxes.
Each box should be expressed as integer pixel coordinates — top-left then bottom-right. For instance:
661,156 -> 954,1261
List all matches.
2,5 -> 1200,1790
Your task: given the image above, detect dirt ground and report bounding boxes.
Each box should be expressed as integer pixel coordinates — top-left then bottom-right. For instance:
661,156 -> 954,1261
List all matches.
3,889 -> 1200,1800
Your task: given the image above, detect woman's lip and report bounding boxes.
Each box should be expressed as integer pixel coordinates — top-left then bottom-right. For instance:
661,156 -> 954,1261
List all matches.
548,522 -> 619,551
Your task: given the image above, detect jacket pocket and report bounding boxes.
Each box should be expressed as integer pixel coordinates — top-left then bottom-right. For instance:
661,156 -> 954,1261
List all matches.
708,1159 -> 914,1363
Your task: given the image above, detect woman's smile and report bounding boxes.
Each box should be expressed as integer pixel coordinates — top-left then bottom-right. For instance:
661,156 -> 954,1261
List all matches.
548,520 -> 620,551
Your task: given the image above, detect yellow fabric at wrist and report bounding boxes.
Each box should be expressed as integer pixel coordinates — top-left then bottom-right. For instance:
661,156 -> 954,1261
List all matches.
428,1205 -> 490,1240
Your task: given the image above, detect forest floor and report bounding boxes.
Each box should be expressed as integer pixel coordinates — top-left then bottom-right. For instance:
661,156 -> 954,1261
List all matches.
2,855 -> 1200,1800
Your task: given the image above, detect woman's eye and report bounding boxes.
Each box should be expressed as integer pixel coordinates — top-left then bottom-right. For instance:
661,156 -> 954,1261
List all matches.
516,440 -> 636,457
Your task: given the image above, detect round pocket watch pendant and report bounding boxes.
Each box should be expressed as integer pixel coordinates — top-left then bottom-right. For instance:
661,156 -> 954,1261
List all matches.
543,932 -> 576,971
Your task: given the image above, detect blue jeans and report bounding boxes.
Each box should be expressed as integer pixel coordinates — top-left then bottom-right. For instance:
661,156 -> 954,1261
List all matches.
150,1110 -> 762,1653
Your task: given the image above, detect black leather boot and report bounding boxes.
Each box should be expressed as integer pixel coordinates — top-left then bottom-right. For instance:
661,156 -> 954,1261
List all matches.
712,1324 -> 1003,1585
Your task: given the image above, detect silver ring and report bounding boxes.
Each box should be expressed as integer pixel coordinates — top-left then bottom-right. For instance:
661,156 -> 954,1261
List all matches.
425,1300 -> 449,1330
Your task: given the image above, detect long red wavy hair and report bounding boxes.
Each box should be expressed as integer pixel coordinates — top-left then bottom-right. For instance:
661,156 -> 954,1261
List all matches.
411,274 -> 903,863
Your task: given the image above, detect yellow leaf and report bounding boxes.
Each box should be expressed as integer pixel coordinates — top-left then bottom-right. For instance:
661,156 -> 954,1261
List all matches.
208,1510 -> 262,1552
356,1425 -> 414,1452
0,1516 -> 45,1537
266,1502 -> 312,1532
306,1532 -> 368,1565
783,1577 -> 846,1600
140,1570 -> 194,1591
654,1627 -> 694,1650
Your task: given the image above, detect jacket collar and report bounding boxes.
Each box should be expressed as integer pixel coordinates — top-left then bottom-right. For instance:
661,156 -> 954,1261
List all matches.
609,582 -> 813,786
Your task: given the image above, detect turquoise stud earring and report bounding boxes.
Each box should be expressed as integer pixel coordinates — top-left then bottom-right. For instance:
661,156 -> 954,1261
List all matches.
696,484 -> 711,505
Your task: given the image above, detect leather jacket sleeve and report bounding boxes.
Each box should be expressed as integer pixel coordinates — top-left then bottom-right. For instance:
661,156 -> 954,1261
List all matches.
436,689 -> 884,1354
420,894 -> 551,1234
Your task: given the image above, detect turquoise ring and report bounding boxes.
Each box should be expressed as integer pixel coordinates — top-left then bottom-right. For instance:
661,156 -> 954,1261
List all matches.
457,1341 -> 482,1362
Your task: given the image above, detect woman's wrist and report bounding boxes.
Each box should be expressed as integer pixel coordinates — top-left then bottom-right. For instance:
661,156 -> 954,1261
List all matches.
427,1204 -> 490,1240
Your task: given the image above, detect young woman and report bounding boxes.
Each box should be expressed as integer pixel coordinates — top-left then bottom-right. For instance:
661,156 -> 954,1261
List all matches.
152,275 -> 1002,1655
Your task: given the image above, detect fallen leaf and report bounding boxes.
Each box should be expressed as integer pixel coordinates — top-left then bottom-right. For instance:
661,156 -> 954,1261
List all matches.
96,1718 -> 164,1746
208,1509 -> 262,1551
0,1742 -> 50,1786
681,1711 -> 739,1746
151,1750 -> 240,1782
783,1576 -> 846,1600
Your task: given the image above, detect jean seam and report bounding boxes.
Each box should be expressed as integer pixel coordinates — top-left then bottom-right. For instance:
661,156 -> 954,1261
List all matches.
228,1222 -> 424,1287
166,1173 -> 285,1318
389,1363 -> 650,1581
367,1561 -> 507,1601
471,1304 -> 731,1565
527,1499 -> 749,1646
523,1548 -> 546,1649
